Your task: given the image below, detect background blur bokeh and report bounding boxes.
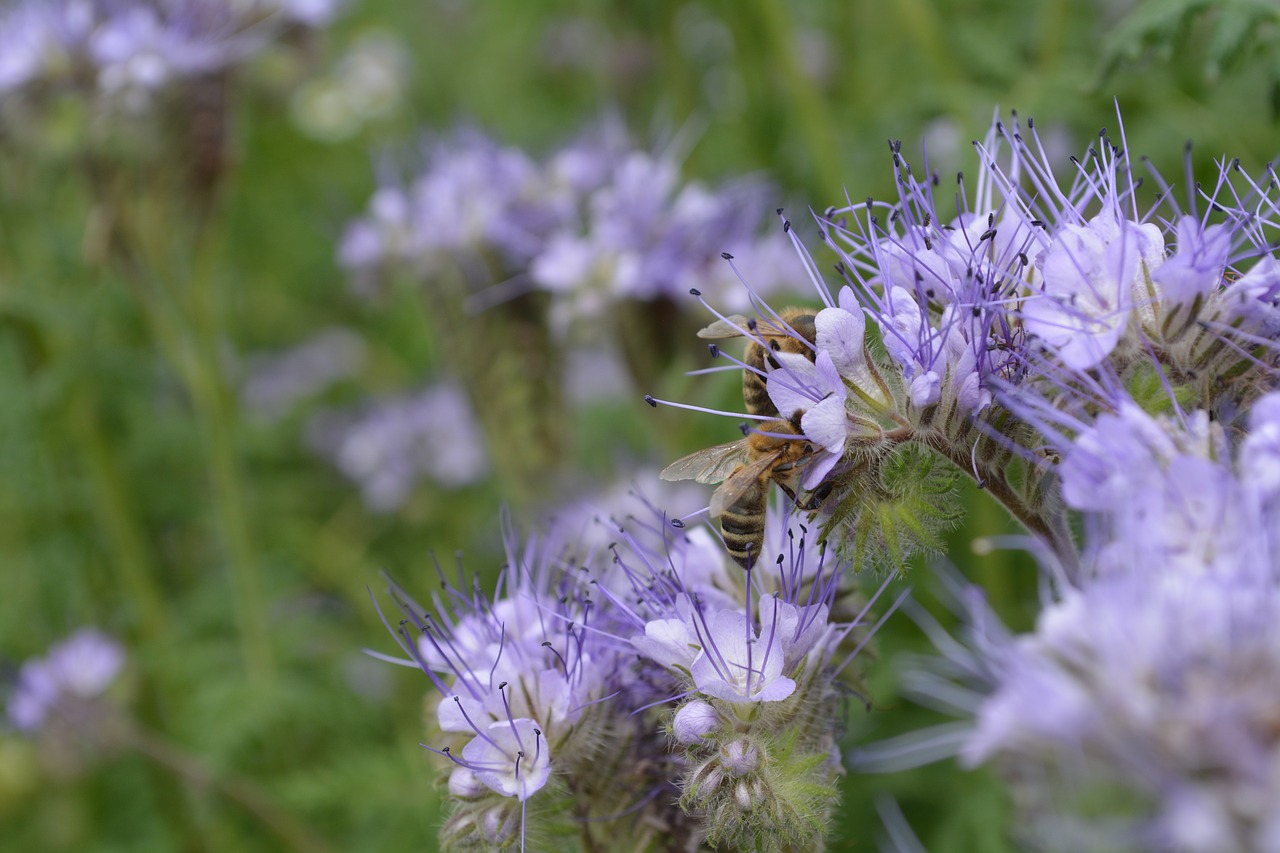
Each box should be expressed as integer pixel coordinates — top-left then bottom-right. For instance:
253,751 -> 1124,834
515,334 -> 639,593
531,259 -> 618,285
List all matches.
3,0 -> 1278,849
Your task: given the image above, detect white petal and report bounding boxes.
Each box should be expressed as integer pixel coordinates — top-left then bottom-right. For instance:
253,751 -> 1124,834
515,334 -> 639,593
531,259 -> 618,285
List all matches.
766,351 -> 822,417
801,396 -> 847,454
815,307 -> 866,378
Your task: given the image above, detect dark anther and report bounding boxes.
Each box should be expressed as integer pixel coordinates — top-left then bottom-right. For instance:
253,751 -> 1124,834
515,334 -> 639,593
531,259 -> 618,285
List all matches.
776,207 -> 784,215
644,395 -> 658,407
747,317 -> 758,331
689,287 -> 702,296
738,422 -> 750,436
1069,155 -> 1080,165
979,228 -> 996,242
1098,127 -> 1107,138
708,344 -> 720,358
671,518 -> 685,529
499,681 -> 508,690
987,212 -> 995,227
1030,220 -> 1046,228
721,252 -> 734,260
542,641 -> 553,648
783,220 -> 791,232
956,171 -> 964,183
972,306 -> 982,317
1018,252 -> 1028,266
1027,116 -> 1034,128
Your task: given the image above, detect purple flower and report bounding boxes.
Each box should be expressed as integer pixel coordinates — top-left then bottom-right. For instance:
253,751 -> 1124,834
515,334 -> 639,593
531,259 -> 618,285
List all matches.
306,382 -> 488,512
688,609 -> 797,704
338,129 -> 567,293
1022,212 -> 1163,369
7,629 -> 125,733
370,518 -> 629,806
239,328 -> 366,423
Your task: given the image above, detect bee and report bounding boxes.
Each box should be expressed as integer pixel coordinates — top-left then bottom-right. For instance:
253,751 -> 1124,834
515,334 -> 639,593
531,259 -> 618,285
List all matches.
697,307 -> 818,418
661,413 -> 826,570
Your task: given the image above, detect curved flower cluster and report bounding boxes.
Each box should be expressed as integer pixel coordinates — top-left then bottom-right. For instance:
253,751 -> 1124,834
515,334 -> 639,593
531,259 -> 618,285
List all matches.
928,393 -> 1280,852
662,108 -> 1280,575
373,495 -> 892,850
338,121 -> 798,332
0,0 -> 338,113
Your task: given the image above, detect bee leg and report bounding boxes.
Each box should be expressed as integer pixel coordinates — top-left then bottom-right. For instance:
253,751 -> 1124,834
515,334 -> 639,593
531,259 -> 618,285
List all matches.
803,481 -> 834,511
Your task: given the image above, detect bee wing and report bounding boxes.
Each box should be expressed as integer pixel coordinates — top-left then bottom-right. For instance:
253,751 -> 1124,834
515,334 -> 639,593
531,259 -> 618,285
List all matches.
709,451 -> 780,519
660,440 -> 749,484
696,316 -> 751,339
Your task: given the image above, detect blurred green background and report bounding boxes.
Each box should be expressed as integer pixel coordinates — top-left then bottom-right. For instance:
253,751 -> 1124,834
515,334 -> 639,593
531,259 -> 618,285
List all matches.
2,0 -> 1277,849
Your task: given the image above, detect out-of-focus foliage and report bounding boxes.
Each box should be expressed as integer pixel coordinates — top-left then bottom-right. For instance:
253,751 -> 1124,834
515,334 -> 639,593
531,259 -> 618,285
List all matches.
0,0 -> 1274,850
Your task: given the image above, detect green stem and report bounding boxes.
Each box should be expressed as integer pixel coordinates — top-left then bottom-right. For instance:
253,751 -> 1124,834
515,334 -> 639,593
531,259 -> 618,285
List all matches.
117,202 -> 275,684
66,392 -> 169,639
748,0 -> 845,194
127,723 -> 332,853
184,337 -> 276,684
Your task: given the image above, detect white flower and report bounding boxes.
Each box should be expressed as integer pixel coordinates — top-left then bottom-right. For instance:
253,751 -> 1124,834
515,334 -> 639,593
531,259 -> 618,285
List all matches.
689,610 -> 796,705
460,718 -> 551,801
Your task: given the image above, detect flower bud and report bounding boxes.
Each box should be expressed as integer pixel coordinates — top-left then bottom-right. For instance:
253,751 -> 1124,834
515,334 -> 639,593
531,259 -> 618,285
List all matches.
447,767 -> 486,799
672,700 -> 719,745
721,738 -> 759,775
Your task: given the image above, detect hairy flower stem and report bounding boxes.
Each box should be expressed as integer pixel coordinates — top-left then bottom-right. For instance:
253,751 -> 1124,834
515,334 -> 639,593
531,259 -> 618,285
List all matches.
127,723 -> 332,853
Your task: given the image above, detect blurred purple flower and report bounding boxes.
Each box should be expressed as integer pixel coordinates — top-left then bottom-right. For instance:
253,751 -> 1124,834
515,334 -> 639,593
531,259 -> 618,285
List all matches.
307,382 -> 488,512
239,327 -> 366,423
7,629 -> 125,733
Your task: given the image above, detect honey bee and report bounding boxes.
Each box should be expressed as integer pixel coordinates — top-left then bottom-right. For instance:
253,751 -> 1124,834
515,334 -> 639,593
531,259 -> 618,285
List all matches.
698,308 -> 818,418
661,414 -> 826,570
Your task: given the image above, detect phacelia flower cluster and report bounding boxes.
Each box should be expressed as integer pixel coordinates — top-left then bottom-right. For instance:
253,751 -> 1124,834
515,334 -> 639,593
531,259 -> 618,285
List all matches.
891,391 -> 1280,852
338,120 -> 799,334
306,381 -> 488,512
651,106 -> 1279,848
373,494 -> 893,851
0,0 -> 338,113
659,108 -> 1280,577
